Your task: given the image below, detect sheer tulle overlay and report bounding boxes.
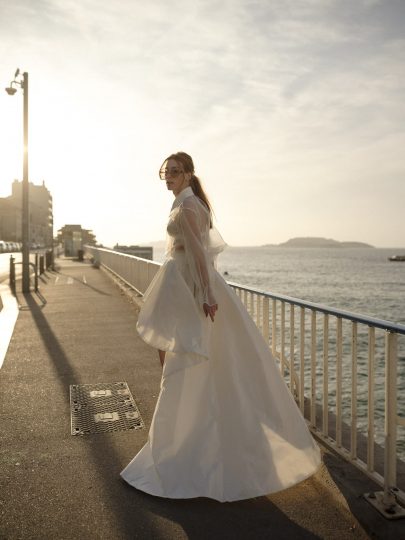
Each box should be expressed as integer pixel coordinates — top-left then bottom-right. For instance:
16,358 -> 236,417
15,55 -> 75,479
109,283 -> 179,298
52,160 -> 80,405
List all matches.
120,187 -> 321,502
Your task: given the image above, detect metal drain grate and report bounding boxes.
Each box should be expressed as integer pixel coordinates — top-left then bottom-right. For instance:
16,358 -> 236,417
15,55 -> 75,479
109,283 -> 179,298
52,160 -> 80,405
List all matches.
70,382 -> 144,435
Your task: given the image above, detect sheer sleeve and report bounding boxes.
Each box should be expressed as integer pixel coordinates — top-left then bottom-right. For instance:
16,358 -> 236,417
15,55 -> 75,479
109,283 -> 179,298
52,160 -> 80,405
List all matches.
178,198 -> 217,307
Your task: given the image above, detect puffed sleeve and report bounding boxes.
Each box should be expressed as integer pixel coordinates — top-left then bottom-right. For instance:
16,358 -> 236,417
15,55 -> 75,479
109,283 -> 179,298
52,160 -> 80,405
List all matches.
178,198 -> 217,308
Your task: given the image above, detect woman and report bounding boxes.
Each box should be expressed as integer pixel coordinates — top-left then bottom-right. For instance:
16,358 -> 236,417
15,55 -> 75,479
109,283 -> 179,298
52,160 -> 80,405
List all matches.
120,152 -> 321,502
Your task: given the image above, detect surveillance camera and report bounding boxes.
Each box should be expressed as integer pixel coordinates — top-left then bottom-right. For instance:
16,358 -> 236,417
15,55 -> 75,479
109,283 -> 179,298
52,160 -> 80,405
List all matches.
5,87 -> 17,96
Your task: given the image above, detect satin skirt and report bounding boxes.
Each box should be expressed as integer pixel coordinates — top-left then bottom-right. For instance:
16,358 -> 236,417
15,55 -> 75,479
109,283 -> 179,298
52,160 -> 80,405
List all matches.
120,254 -> 321,502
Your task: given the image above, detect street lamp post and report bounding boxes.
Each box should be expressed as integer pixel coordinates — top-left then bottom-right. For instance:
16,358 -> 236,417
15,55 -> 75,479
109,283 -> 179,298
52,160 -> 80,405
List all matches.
5,69 -> 30,293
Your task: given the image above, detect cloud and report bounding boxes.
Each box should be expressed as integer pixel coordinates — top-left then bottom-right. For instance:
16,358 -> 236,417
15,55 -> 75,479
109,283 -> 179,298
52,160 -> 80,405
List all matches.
0,0 -> 404,246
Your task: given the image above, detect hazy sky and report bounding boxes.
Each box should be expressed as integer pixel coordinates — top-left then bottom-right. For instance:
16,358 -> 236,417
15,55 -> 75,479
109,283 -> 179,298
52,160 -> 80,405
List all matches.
0,0 -> 404,247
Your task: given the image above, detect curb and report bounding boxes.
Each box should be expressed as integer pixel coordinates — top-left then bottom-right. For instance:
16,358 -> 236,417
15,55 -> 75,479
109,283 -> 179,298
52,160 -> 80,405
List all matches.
0,280 -> 19,369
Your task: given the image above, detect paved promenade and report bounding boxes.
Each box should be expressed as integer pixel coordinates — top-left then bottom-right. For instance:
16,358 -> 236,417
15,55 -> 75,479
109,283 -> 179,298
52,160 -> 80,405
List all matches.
0,256 -> 402,539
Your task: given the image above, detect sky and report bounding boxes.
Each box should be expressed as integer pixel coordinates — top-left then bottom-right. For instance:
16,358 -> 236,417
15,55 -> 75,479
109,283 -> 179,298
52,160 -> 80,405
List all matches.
0,0 -> 404,248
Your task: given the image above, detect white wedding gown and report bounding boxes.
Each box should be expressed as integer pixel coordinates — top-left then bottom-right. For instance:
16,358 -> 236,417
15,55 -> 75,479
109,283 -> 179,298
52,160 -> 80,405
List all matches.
120,187 -> 321,502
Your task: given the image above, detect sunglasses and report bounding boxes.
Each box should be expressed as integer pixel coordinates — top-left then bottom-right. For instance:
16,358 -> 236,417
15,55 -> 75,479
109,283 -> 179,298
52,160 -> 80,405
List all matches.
159,167 -> 185,180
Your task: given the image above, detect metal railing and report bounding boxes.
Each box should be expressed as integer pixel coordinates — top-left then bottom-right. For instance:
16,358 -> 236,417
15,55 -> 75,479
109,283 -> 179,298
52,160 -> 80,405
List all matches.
228,282 -> 405,514
9,250 -> 53,293
85,246 -> 160,296
85,246 -> 405,514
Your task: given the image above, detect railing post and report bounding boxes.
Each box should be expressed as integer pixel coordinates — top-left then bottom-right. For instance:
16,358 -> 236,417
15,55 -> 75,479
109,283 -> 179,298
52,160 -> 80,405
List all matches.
336,317 -> 343,447
351,322 -> 358,459
256,294 -> 261,330
262,297 -> 269,345
310,310 -> 317,427
299,307 -> 305,415
272,299 -> 277,357
289,304 -> 295,395
384,331 -> 397,501
323,314 -> 329,436
34,263 -> 38,291
367,326 -> 375,472
281,302 -> 286,376
9,255 -> 16,293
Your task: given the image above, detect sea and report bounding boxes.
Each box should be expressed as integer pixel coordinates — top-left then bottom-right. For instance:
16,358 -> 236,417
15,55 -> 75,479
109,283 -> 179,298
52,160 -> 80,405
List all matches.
153,245 -> 405,460
153,245 -> 404,324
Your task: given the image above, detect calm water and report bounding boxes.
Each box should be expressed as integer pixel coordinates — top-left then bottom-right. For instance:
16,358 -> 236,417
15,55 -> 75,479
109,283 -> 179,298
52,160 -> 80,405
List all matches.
154,245 -> 405,458
216,246 -> 405,325
154,245 -> 405,323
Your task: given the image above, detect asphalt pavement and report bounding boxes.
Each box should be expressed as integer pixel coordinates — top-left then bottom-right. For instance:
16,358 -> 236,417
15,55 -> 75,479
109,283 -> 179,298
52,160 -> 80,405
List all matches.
0,256 -> 402,539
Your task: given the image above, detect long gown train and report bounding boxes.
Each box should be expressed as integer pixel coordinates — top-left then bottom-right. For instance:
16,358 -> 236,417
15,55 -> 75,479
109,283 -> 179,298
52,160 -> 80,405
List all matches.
120,251 -> 322,502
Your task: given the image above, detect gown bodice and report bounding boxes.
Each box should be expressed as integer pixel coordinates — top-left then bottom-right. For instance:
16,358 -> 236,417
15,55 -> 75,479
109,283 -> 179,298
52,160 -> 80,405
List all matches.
164,187 -> 226,307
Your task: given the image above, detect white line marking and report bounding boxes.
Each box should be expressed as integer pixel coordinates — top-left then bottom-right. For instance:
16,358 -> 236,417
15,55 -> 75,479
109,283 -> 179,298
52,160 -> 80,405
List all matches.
83,275 -> 87,284
0,282 -> 19,369
67,277 -> 74,285
55,276 -> 59,284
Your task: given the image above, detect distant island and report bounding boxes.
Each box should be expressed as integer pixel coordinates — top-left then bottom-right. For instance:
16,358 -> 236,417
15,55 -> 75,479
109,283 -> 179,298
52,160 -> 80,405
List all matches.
145,237 -> 375,250
263,237 -> 374,248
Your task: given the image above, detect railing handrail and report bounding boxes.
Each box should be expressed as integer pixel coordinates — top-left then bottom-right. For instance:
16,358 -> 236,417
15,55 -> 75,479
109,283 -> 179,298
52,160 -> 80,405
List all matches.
227,281 -> 405,335
85,247 -> 405,334
87,246 -> 160,264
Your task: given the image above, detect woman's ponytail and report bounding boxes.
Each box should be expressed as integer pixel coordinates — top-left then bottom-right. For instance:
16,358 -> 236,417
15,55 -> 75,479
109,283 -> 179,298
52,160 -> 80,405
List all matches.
190,174 -> 212,214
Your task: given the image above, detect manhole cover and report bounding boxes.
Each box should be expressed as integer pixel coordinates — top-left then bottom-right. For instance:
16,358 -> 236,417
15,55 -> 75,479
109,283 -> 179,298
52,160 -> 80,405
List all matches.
70,382 -> 144,435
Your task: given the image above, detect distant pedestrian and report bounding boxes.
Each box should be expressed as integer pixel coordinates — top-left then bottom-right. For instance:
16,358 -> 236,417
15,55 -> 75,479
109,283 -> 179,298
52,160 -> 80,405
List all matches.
120,152 -> 321,501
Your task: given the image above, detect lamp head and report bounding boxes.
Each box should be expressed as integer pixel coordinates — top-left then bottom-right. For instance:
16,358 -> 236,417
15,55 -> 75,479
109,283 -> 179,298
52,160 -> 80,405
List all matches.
5,86 -> 17,96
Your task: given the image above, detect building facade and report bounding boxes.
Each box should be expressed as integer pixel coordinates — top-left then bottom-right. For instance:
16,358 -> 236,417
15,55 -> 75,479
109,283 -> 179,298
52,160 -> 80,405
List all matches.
56,225 -> 96,256
0,179 -> 53,247
0,197 -> 21,243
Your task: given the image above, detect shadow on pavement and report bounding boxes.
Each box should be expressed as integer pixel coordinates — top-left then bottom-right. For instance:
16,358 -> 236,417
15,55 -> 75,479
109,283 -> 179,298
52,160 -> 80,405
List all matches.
20,288 -> 321,540
127,488 -> 322,540
322,450 -> 404,540
22,292 -> 159,539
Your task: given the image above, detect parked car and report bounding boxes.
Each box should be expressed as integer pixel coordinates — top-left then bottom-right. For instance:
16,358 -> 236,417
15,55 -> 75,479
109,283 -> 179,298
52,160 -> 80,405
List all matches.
0,241 -> 19,253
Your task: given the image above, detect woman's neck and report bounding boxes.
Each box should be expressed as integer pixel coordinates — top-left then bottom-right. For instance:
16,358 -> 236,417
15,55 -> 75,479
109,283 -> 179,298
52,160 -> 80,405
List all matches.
173,184 -> 191,197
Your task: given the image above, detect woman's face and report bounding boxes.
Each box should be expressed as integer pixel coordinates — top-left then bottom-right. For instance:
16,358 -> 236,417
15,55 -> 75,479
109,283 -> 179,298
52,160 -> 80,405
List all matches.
164,159 -> 191,195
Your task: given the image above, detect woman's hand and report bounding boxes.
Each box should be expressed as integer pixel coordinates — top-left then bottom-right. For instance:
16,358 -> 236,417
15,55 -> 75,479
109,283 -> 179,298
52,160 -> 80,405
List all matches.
203,303 -> 218,322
